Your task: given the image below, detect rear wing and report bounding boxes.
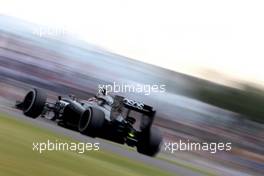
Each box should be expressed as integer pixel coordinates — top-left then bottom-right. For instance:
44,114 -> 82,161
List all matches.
111,95 -> 156,131
123,98 -> 156,117
112,95 -> 156,118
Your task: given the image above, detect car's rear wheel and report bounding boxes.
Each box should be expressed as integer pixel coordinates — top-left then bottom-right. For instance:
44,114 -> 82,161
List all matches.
137,127 -> 162,157
22,88 -> 47,118
78,107 -> 105,137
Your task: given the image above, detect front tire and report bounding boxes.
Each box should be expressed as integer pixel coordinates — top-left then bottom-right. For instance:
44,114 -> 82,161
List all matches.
22,88 -> 47,118
78,107 -> 105,137
137,127 -> 162,157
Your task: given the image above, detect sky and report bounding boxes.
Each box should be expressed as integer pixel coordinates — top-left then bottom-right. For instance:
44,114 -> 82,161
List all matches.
1,0 -> 264,86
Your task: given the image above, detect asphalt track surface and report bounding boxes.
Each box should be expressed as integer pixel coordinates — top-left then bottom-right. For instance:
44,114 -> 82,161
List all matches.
1,106 -> 204,176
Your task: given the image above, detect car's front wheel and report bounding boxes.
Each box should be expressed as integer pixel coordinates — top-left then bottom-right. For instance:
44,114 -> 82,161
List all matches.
22,88 -> 47,118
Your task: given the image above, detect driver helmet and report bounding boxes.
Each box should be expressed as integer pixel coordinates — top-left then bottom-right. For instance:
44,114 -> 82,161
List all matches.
98,87 -> 107,96
97,87 -> 113,105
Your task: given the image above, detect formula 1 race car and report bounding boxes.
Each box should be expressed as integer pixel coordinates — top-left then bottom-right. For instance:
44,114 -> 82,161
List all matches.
15,88 -> 162,156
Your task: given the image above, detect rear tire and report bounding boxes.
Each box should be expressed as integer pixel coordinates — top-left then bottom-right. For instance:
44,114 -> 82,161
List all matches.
137,127 -> 162,157
23,88 -> 47,118
78,107 -> 105,137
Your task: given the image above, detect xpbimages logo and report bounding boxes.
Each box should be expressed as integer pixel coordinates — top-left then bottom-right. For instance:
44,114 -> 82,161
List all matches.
98,82 -> 166,95
32,140 -> 100,154
163,140 -> 232,154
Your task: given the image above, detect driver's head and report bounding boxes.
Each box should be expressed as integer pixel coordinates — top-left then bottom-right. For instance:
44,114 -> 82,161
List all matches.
98,87 -> 107,96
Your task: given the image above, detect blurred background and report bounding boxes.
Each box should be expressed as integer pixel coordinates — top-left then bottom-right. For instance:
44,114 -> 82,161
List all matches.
0,1 -> 264,176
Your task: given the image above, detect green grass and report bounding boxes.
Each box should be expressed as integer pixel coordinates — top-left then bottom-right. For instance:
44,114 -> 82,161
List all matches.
0,113 -> 173,176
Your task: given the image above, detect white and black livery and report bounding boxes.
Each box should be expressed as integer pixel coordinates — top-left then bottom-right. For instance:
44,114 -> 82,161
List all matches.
15,88 -> 162,157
